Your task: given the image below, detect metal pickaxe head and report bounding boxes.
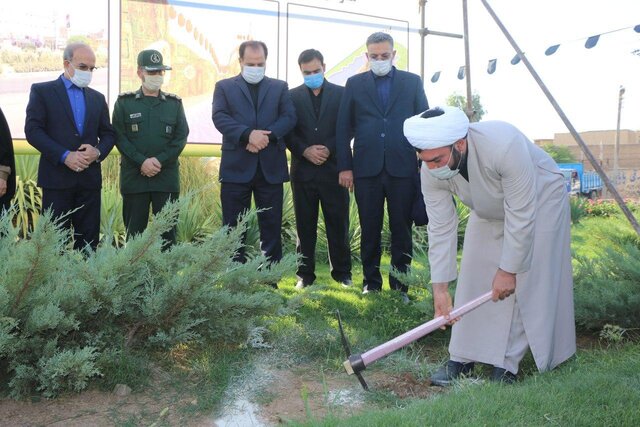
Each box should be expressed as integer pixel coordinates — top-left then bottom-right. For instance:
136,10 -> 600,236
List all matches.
336,309 -> 369,391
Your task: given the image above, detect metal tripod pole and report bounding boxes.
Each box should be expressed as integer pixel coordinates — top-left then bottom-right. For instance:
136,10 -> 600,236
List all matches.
480,0 -> 640,237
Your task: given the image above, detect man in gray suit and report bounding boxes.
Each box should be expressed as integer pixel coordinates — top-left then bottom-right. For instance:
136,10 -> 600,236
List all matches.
286,49 -> 351,289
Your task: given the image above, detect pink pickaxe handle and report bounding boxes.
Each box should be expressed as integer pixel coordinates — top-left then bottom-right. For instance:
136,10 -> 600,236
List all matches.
344,291 -> 493,375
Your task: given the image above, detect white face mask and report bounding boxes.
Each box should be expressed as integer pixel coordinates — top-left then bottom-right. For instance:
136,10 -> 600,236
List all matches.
242,66 -> 265,84
69,64 -> 92,88
142,74 -> 164,92
428,146 -> 462,180
369,59 -> 392,76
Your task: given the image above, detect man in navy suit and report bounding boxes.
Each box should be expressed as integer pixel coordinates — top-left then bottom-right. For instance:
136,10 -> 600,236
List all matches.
212,41 -> 296,280
336,32 -> 428,300
25,43 -> 115,251
286,49 -> 352,289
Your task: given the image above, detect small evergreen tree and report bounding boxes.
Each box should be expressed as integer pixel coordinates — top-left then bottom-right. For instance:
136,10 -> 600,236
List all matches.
573,222 -> 640,331
0,202 -> 295,398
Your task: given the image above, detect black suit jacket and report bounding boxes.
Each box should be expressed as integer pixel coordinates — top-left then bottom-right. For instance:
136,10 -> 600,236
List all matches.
286,81 -> 344,183
24,76 -> 115,190
0,106 -> 16,206
212,75 -> 296,184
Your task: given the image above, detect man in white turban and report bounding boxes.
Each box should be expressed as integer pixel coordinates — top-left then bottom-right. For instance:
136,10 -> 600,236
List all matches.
404,106 -> 575,384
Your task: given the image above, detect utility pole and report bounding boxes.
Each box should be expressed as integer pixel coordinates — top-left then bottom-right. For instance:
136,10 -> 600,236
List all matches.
480,0 -> 640,237
614,85 -> 625,182
462,0 -> 473,120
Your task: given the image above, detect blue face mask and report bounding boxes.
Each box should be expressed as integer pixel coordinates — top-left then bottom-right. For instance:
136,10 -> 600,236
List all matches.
304,72 -> 324,89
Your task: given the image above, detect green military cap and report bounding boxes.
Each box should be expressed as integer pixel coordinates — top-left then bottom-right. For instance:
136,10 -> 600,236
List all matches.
137,49 -> 172,71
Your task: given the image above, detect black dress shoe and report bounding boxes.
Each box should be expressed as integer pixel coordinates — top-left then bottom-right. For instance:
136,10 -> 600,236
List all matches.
490,367 -> 517,384
430,360 -> 475,386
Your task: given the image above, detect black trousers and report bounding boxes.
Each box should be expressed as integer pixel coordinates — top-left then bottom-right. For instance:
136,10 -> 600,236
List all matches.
122,191 -> 178,247
354,170 -> 414,292
42,188 -> 101,251
220,167 -> 283,263
291,179 -> 351,285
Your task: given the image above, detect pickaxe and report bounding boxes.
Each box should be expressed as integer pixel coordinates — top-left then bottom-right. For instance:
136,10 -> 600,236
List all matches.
337,291 -> 493,390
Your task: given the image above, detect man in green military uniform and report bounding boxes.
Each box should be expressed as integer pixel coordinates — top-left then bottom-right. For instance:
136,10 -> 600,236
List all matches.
112,49 -> 189,247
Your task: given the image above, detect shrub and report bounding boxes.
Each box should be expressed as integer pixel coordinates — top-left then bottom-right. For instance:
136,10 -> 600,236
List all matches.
11,155 -> 42,238
573,222 -> 640,331
10,155 -> 223,244
100,183 -> 126,247
585,199 -> 619,217
0,203 -> 295,398
569,196 -> 589,224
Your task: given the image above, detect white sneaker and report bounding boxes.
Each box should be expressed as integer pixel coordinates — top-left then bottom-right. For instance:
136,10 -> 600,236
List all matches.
340,279 -> 353,288
295,280 -> 310,290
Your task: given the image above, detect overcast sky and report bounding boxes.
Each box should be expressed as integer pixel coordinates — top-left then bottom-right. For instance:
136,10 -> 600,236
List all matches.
1,0 -> 637,141
416,0 -> 640,139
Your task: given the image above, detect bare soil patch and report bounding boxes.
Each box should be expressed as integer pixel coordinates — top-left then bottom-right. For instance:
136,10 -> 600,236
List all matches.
2,334 -> 600,425
0,366 -> 443,426
0,367 -> 209,427
0,388 -> 210,427
254,367 -> 444,425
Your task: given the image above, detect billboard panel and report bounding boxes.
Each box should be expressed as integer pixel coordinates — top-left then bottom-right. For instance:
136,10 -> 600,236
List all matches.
0,0 -> 109,139
121,0 -> 279,143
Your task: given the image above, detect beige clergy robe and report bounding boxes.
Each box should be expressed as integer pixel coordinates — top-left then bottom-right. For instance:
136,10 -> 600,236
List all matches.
422,120 -> 576,372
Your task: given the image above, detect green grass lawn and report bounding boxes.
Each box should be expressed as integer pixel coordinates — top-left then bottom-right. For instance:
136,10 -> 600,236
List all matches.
152,213 -> 639,425
291,342 -> 640,426
268,255 -> 444,369
264,254 -> 640,427
259,214 -> 640,426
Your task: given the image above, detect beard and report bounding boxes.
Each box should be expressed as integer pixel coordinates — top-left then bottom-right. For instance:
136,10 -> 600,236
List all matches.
451,145 -> 464,170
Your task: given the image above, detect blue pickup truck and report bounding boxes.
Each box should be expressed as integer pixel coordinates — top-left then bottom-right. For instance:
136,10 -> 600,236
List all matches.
557,162 -> 603,199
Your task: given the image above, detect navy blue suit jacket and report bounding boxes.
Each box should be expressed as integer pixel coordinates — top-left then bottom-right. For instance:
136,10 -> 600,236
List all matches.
336,68 -> 428,178
24,76 -> 115,190
212,75 -> 297,184
286,81 -> 343,183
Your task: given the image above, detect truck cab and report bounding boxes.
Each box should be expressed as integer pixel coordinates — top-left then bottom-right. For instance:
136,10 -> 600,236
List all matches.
560,169 -> 581,196
557,162 -> 603,199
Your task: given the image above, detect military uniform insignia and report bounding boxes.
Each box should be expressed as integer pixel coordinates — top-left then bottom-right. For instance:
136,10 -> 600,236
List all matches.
165,125 -> 172,134
129,113 -> 142,119
132,124 -> 138,132
150,53 -> 161,63
166,93 -> 182,101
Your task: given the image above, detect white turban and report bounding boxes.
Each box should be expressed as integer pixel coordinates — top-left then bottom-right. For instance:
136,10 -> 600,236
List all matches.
403,106 -> 470,150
